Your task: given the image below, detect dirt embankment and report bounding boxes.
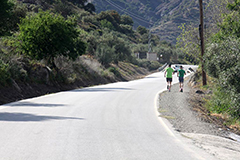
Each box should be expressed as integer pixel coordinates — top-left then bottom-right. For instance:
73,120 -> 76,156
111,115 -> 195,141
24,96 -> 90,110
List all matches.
0,60 -> 151,105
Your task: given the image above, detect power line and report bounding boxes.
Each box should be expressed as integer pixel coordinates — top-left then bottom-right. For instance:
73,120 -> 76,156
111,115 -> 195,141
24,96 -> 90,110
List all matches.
105,0 -> 149,21
105,0 -> 153,24
96,0 -> 153,25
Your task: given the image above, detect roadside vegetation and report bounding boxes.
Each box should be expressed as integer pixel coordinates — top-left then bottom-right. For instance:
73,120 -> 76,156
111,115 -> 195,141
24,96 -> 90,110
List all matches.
177,0 -> 240,130
0,0 -> 184,104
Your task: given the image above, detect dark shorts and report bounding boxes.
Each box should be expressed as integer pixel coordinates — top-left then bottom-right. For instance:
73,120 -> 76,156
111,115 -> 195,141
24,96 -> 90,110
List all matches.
179,77 -> 184,83
166,78 -> 172,82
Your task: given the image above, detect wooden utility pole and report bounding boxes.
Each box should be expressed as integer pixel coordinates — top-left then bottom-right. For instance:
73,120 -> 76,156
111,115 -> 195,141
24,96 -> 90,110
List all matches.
199,0 -> 207,85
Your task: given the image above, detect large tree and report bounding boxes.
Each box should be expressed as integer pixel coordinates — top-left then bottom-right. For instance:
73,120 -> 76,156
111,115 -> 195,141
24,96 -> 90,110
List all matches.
18,10 -> 86,68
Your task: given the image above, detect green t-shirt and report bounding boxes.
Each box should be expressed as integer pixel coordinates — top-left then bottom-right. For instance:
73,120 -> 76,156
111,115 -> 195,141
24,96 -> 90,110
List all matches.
178,69 -> 185,77
166,67 -> 174,78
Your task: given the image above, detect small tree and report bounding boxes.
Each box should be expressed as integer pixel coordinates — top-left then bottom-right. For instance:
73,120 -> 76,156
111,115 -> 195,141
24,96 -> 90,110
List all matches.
121,15 -> 134,26
18,10 -> 86,68
136,26 -> 148,35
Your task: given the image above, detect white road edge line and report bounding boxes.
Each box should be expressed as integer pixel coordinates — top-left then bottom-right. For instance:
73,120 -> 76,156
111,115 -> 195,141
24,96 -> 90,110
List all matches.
155,89 -> 176,137
154,71 -> 208,160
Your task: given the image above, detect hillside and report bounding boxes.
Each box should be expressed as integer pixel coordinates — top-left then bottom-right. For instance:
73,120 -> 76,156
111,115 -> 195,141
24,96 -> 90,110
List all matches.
91,0 -> 202,44
0,55 -> 151,105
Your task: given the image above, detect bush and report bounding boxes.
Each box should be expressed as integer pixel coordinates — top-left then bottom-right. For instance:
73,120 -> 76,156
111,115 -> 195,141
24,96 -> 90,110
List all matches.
137,59 -> 151,69
95,31 -> 133,65
0,59 -> 10,86
205,38 -> 240,119
108,67 -> 120,77
148,61 -> 161,71
96,44 -> 115,66
136,59 -> 161,71
207,86 -> 240,119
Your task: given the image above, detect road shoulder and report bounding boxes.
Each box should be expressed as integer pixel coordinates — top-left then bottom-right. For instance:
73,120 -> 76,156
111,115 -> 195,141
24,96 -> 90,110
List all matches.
158,75 -> 240,160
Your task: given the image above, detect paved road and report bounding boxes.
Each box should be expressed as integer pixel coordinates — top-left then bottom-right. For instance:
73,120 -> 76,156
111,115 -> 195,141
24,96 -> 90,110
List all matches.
0,65 -> 216,160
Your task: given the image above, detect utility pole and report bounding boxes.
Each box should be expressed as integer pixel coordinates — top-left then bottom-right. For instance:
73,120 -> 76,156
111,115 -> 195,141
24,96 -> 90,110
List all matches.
148,29 -> 152,53
148,20 -> 153,53
199,0 -> 207,85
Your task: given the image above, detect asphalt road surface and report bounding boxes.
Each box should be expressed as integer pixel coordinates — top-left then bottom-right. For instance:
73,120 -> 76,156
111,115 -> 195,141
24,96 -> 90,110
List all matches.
0,65 -> 216,160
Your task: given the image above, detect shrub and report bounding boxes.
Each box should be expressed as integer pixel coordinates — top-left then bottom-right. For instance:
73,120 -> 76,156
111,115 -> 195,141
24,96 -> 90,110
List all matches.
205,38 -> 240,119
96,44 -> 115,66
108,67 -> 120,77
0,59 -> 10,86
137,59 -> 151,69
148,61 -> 161,71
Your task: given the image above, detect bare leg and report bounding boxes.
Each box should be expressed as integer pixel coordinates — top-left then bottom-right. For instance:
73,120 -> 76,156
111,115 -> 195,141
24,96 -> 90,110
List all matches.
169,81 -> 172,91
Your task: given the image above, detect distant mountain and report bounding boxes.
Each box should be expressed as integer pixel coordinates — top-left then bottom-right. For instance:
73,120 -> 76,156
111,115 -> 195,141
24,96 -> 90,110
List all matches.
91,0 -> 201,44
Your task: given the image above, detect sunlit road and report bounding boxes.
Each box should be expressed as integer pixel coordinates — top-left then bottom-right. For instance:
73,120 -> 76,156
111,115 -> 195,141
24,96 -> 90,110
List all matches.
0,65 -> 216,160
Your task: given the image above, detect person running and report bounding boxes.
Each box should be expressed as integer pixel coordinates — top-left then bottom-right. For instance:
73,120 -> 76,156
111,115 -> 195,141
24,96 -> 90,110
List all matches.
177,66 -> 186,92
164,64 -> 175,92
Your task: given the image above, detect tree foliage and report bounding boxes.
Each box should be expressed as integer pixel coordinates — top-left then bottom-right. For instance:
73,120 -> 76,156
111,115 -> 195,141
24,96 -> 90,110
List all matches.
204,0 -> 240,119
120,15 -> 134,26
96,31 -> 132,65
176,23 -> 200,64
0,0 -> 171,89
136,26 -> 148,35
18,10 -> 86,67
0,0 -> 14,36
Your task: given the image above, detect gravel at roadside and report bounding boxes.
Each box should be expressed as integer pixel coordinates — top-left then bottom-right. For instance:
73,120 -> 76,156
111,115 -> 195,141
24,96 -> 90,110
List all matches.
158,76 -> 228,137
158,75 -> 240,160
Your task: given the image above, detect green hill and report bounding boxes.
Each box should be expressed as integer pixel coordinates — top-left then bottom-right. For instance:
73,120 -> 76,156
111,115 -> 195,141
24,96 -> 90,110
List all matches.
91,0 -> 201,44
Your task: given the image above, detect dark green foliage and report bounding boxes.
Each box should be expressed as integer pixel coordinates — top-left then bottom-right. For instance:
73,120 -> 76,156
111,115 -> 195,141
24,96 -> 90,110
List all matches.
136,26 -> 148,35
18,10 -> 86,67
68,0 -> 87,6
148,61 -> 161,71
212,0 -> 240,41
0,59 -> 10,86
0,0 -> 14,36
136,59 -> 161,71
10,3 -> 28,32
120,15 -> 134,26
98,10 -> 121,30
96,43 -> 115,66
108,67 -> 120,77
53,1 -> 75,18
137,59 -> 151,69
119,24 -> 133,35
100,19 -> 115,30
227,0 -> 240,12
84,3 -> 95,13
96,31 -> 132,65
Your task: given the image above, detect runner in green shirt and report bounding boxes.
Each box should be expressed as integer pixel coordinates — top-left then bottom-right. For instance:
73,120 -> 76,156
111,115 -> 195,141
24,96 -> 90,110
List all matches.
177,66 -> 186,92
164,64 -> 175,91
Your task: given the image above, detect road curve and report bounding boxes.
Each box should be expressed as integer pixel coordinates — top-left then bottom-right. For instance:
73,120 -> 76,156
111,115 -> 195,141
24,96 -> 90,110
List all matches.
0,65 -> 216,160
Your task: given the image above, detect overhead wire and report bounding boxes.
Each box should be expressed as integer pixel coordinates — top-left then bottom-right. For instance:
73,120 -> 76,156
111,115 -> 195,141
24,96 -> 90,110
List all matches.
95,0 -> 154,25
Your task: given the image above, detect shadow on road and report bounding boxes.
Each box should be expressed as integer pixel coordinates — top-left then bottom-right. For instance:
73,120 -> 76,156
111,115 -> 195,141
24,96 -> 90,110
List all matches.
70,87 -> 133,92
144,76 -> 158,79
0,112 -> 84,122
5,102 -> 66,108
